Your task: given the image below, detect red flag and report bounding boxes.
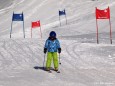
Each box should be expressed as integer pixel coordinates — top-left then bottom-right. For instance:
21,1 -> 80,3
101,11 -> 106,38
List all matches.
32,21 -> 41,28
96,7 -> 110,19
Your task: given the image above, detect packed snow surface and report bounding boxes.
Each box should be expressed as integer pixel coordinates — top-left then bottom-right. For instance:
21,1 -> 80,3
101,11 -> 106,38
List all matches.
0,0 -> 115,86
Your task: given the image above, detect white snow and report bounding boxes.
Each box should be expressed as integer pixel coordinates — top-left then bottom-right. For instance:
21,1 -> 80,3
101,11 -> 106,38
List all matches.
0,0 -> 115,86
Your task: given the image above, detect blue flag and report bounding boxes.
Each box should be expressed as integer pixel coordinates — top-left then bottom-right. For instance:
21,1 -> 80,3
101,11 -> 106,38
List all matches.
12,13 -> 24,21
59,10 -> 66,16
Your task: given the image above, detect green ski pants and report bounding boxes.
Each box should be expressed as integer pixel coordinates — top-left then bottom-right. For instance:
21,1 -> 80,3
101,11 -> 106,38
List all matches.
46,52 -> 58,69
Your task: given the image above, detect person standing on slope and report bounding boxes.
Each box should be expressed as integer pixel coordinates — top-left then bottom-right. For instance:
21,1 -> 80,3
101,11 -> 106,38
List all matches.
44,31 -> 61,72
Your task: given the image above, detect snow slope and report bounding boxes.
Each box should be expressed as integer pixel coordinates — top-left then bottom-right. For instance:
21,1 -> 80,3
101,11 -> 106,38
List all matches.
0,0 -> 115,86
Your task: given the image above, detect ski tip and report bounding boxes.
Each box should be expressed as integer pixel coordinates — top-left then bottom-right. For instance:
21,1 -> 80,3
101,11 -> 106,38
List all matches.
47,70 -> 52,73
56,71 -> 60,73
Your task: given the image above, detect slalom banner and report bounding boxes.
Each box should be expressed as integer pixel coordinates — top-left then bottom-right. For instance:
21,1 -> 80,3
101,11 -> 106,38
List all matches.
31,20 -> 42,38
32,20 -> 41,28
59,9 -> 67,26
95,7 -> 112,44
10,12 -> 25,38
96,7 -> 110,19
59,10 -> 66,16
12,13 -> 24,21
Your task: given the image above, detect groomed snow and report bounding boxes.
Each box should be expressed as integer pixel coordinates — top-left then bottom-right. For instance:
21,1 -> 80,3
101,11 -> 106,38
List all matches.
0,0 -> 115,86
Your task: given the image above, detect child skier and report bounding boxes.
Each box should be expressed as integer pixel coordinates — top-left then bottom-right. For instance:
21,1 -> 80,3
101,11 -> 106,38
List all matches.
44,31 -> 61,72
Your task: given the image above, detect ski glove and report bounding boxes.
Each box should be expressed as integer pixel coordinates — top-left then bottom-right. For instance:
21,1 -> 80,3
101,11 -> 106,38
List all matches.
44,48 -> 47,54
58,48 -> 61,53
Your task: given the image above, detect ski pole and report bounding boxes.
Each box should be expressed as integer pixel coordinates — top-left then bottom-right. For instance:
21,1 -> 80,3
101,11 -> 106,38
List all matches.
43,54 -> 46,69
59,54 -> 61,65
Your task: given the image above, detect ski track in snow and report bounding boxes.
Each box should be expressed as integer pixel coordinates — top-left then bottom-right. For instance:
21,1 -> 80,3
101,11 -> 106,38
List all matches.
0,40 -> 115,86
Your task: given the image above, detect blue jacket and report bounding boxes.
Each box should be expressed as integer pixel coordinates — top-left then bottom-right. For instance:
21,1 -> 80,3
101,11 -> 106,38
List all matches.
44,38 -> 61,52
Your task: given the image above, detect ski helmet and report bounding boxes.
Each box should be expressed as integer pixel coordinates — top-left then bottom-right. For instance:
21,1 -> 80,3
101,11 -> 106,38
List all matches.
49,31 -> 56,38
